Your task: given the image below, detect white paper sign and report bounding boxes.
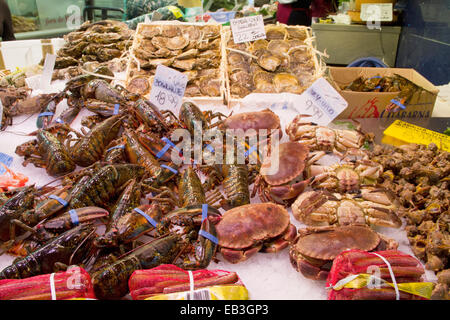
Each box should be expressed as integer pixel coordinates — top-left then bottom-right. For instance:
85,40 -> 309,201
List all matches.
149,65 -> 188,111
360,3 -> 393,22
230,15 -> 266,44
293,78 -> 348,126
41,53 -> 56,91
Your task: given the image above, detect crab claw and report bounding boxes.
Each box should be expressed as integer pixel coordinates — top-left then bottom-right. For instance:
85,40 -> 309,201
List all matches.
41,206 -> 109,232
262,223 -> 297,253
267,177 -> 315,204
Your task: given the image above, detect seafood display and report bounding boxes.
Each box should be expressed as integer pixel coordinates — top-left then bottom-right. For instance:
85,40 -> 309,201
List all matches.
0,18 -> 447,301
224,23 -> 321,99
126,23 -> 225,99
53,20 -> 134,79
369,143 -> 450,299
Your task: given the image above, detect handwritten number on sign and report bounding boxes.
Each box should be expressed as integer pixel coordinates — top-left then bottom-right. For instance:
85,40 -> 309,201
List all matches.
156,91 -> 166,106
305,99 -> 324,120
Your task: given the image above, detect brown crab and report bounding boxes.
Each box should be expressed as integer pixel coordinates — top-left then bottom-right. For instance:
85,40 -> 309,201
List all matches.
216,203 -> 297,264
291,188 -> 403,228
289,225 -> 398,280
218,108 -> 281,135
252,141 -> 313,205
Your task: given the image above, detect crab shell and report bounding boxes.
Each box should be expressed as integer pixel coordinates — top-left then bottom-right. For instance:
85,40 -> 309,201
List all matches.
260,141 -> 309,186
219,108 -> 281,134
289,225 -> 398,280
216,203 -> 297,264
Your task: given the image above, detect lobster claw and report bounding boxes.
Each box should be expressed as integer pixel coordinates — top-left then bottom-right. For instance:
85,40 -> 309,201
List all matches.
179,217 -> 218,270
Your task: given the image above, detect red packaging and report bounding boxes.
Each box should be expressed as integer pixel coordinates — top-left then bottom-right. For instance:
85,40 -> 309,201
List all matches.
129,264 -> 243,300
0,266 -> 96,300
326,250 -> 433,300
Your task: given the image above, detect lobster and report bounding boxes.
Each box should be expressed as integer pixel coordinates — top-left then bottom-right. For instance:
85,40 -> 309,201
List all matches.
0,224 -> 97,280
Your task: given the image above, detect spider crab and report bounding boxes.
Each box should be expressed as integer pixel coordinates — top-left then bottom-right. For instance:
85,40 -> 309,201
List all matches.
286,114 -> 372,155
291,188 -> 403,228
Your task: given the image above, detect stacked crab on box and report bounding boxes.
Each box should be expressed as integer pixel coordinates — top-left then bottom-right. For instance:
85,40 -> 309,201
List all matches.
125,22 -> 227,101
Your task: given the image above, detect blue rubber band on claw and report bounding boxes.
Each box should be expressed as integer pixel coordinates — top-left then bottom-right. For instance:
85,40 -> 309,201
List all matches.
390,99 -> 406,110
134,207 -> 159,228
161,164 -> 178,174
199,230 -> 219,245
106,145 -> 125,153
245,145 -> 257,158
161,137 -> 182,153
204,144 -> 215,153
48,195 -> 68,207
38,112 -> 54,117
113,104 -> 120,115
201,204 -> 208,222
156,143 -> 171,159
69,209 -> 79,226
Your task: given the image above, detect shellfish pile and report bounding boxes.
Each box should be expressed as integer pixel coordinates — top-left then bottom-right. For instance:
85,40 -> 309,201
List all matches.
126,23 -> 225,98
52,20 -> 134,80
225,24 -> 320,98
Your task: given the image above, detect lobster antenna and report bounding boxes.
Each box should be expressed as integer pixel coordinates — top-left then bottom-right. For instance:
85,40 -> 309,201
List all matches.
69,226 -> 97,266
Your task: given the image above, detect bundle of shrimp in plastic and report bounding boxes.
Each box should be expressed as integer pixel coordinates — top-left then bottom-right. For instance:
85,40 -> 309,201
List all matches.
129,264 -> 248,300
0,266 -> 96,300
326,250 -> 435,300
0,163 -> 28,191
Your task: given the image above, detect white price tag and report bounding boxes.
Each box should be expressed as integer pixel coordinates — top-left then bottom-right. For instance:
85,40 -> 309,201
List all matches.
149,65 -> 188,111
230,15 -> 266,44
25,74 -> 43,91
293,78 -> 348,126
360,3 -> 393,22
41,53 -> 56,91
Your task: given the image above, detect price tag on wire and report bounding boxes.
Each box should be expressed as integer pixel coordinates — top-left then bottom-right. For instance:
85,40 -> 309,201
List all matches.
40,53 -> 56,91
293,77 -> 348,127
230,15 -> 266,44
149,65 -> 188,112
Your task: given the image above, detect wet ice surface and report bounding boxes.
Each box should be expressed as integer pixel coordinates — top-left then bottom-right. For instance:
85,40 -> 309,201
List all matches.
0,89 -> 437,300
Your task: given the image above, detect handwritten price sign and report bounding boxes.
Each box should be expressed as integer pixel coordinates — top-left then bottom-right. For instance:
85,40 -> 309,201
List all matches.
294,78 -> 348,126
149,65 -> 188,111
230,15 -> 266,44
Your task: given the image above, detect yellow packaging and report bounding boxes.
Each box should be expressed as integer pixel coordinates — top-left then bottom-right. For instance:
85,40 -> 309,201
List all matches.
145,285 -> 249,300
177,0 -> 202,8
331,273 -> 434,300
167,6 -> 184,19
382,120 -> 450,151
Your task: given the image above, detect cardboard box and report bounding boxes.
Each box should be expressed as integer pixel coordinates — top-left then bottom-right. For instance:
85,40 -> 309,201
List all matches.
355,0 -> 396,11
327,67 -> 439,119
